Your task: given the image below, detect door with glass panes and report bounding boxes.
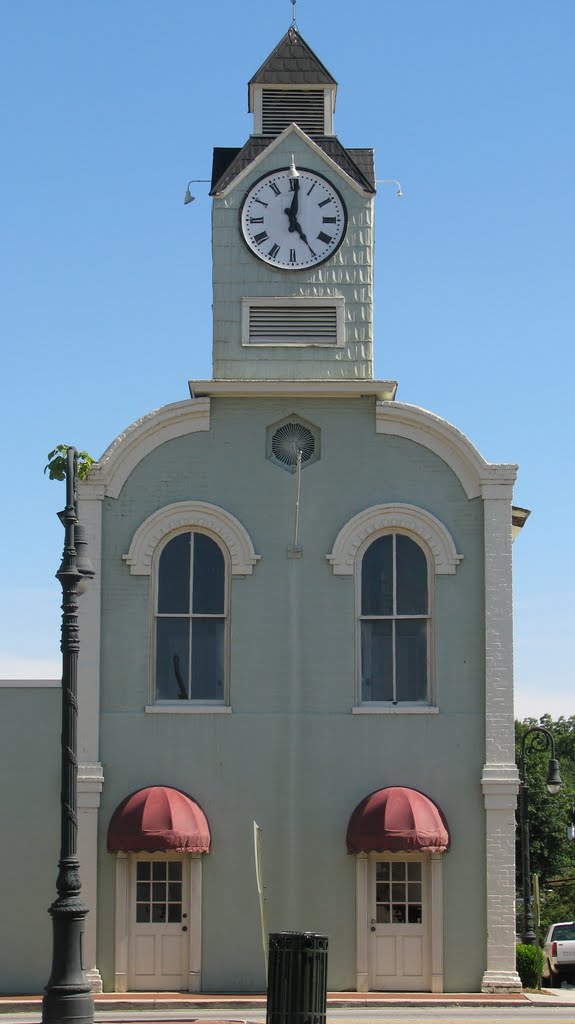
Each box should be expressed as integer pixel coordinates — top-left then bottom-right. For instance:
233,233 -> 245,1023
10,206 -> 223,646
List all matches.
129,855 -> 189,990
369,855 -> 430,990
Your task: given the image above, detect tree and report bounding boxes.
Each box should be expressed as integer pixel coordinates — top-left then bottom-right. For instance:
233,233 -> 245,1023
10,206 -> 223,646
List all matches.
516,716 -> 575,935
44,445 -> 95,481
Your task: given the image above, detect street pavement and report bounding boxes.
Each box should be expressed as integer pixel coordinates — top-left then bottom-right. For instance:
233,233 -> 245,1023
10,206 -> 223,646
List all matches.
2,989 -> 575,1024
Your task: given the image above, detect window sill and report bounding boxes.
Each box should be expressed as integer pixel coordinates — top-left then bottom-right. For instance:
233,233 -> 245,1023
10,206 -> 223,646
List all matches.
145,704 -> 232,715
352,704 -> 439,715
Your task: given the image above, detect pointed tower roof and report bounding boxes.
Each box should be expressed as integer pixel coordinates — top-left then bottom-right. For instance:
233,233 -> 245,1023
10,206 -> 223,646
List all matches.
249,26 -> 337,94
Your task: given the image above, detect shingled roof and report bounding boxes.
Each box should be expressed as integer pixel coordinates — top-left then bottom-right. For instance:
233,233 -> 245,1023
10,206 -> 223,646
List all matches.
249,26 -> 337,91
211,136 -> 375,195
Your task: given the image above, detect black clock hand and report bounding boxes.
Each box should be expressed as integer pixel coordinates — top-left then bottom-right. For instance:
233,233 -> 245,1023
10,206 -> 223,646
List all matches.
284,179 -> 299,229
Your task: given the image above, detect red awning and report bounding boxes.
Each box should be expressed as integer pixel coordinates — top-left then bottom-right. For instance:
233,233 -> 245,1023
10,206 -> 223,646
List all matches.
346,786 -> 449,854
107,786 -> 211,854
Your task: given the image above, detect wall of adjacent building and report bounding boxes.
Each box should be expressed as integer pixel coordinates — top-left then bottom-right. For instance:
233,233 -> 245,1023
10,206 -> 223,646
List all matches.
95,394 -> 487,992
0,685 -> 60,993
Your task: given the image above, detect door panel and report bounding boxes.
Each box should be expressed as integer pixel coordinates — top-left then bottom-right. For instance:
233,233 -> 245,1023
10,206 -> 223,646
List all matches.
369,857 -> 430,991
129,857 -> 189,990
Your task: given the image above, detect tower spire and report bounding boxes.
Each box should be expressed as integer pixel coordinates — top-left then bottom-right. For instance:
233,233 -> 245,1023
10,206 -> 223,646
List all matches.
291,0 -> 298,30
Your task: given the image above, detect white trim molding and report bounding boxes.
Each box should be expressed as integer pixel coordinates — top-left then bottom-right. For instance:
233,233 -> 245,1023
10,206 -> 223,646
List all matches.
84,399 -> 210,500
123,501 -> 260,577
375,402 -> 517,500
327,504 -> 463,576
78,762 -> 104,992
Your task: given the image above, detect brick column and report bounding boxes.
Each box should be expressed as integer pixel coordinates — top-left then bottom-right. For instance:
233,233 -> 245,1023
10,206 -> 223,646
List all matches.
480,479 -> 521,992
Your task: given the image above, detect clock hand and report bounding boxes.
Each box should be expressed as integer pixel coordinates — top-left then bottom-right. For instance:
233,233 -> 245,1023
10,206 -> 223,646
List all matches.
284,179 -> 299,229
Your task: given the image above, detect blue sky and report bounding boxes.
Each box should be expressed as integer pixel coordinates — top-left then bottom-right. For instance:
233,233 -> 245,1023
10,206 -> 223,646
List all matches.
1,0 -> 573,720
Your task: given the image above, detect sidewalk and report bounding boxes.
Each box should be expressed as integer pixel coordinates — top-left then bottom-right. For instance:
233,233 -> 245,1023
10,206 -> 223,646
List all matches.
0,989 -> 556,1014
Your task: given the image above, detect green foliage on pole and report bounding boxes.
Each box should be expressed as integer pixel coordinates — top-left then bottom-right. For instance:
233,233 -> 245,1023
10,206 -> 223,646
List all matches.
45,446 -> 95,481
516,716 -> 575,938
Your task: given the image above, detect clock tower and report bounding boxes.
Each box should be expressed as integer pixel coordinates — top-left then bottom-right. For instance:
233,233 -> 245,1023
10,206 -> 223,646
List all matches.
208,25 -> 388,386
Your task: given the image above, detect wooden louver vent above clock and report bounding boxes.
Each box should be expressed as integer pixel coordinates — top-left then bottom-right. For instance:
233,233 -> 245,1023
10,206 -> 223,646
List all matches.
242,298 -> 344,348
261,89 -> 325,136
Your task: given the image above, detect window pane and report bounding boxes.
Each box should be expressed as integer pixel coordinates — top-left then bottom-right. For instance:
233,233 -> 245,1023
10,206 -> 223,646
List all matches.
361,620 -> 392,701
396,535 -> 428,614
152,862 -> 167,880
168,862 -> 182,881
136,903 -> 150,923
391,863 -> 405,880
136,883 -> 149,901
392,905 -> 406,923
408,904 -> 422,924
407,863 -> 422,880
192,618 -> 225,700
376,904 -> 390,923
167,903 -> 182,923
361,536 -> 393,615
152,904 -> 166,923
158,533 -> 191,614
376,863 -> 390,881
136,862 -> 151,880
192,534 -> 225,614
396,620 -> 427,701
156,619 -> 189,699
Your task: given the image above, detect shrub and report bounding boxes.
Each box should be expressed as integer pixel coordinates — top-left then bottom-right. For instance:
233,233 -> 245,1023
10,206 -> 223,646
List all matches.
516,943 -> 545,988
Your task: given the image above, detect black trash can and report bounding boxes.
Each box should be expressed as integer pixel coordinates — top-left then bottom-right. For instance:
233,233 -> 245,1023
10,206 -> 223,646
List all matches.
266,932 -> 328,1024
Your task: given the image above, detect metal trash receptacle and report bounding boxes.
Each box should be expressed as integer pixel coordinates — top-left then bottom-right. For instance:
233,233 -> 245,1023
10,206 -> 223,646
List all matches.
266,932 -> 328,1024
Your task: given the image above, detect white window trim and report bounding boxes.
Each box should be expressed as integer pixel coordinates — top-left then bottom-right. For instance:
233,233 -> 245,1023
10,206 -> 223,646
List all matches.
354,529 -> 435,709
241,295 -> 345,348
327,503 -> 463,577
123,501 -> 260,577
150,528 -> 231,708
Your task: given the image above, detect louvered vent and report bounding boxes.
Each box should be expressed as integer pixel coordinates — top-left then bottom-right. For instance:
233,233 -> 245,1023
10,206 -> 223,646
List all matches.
249,305 -> 338,345
262,89 -> 325,135
272,422 -> 315,468
266,416 -> 321,474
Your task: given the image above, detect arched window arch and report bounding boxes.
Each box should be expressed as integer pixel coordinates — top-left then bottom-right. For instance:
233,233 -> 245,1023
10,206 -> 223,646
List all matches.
154,530 -> 229,704
358,532 -> 431,705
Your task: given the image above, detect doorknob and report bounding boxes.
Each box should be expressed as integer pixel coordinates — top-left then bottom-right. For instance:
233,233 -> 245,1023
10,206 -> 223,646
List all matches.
182,926 -> 188,932
370,926 -> 376,932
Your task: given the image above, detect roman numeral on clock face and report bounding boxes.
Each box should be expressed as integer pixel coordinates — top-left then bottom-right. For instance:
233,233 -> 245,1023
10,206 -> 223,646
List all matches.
250,217 -> 264,224
318,198 -> 331,208
317,231 -> 333,244
268,243 -> 280,258
269,182 -> 281,196
323,216 -> 337,224
289,249 -> 297,262
289,179 -> 298,191
254,230 -> 268,244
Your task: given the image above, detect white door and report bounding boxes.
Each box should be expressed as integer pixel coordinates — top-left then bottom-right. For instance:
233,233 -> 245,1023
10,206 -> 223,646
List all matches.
129,856 -> 189,990
369,856 -> 430,991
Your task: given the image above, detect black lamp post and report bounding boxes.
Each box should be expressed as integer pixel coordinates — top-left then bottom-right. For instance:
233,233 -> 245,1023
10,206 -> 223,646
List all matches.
519,726 -> 562,946
43,447 -> 95,1024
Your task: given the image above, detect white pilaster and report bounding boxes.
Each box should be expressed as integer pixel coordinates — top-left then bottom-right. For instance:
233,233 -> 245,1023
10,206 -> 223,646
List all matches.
114,853 -> 129,992
355,853 -> 369,992
430,853 -> 444,992
77,482 -> 105,990
481,478 -> 521,993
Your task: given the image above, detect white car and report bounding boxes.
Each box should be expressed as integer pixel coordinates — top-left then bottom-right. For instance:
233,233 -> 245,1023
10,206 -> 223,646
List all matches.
543,921 -> 575,987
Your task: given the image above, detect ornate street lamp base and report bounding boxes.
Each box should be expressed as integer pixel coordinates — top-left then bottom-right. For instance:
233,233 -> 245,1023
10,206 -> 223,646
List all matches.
42,902 -> 93,1024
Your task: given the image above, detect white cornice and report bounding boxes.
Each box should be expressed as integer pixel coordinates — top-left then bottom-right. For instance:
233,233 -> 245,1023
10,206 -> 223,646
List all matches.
80,399 -> 210,501
188,379 -> 397,399
213,123 -> 373,198
375,401 -> 517,500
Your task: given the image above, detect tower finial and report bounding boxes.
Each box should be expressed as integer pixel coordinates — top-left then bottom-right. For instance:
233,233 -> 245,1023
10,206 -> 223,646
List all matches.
291,0 -> 298,29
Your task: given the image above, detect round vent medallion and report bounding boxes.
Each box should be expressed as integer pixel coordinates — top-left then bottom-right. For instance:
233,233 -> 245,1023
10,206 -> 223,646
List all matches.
271,422 -> 315,468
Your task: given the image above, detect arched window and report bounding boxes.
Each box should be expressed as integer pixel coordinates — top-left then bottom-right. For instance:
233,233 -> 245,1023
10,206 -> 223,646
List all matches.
359,533 -> 430,704
154,531 -> 228,703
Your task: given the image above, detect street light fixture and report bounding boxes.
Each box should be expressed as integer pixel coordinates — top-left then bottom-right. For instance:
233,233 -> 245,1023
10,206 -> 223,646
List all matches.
43,447 -> 95,1024
519,726 -> 563,946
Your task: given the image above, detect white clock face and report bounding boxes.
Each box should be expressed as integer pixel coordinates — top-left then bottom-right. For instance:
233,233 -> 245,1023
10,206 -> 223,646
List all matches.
240,168 -> 347,270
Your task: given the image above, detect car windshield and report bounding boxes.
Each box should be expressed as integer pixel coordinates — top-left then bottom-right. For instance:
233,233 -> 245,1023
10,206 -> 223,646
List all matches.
552,924 -> 575,941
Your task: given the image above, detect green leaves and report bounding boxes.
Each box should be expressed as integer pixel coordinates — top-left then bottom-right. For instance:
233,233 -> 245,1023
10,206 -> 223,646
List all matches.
44,445 -> 95,481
